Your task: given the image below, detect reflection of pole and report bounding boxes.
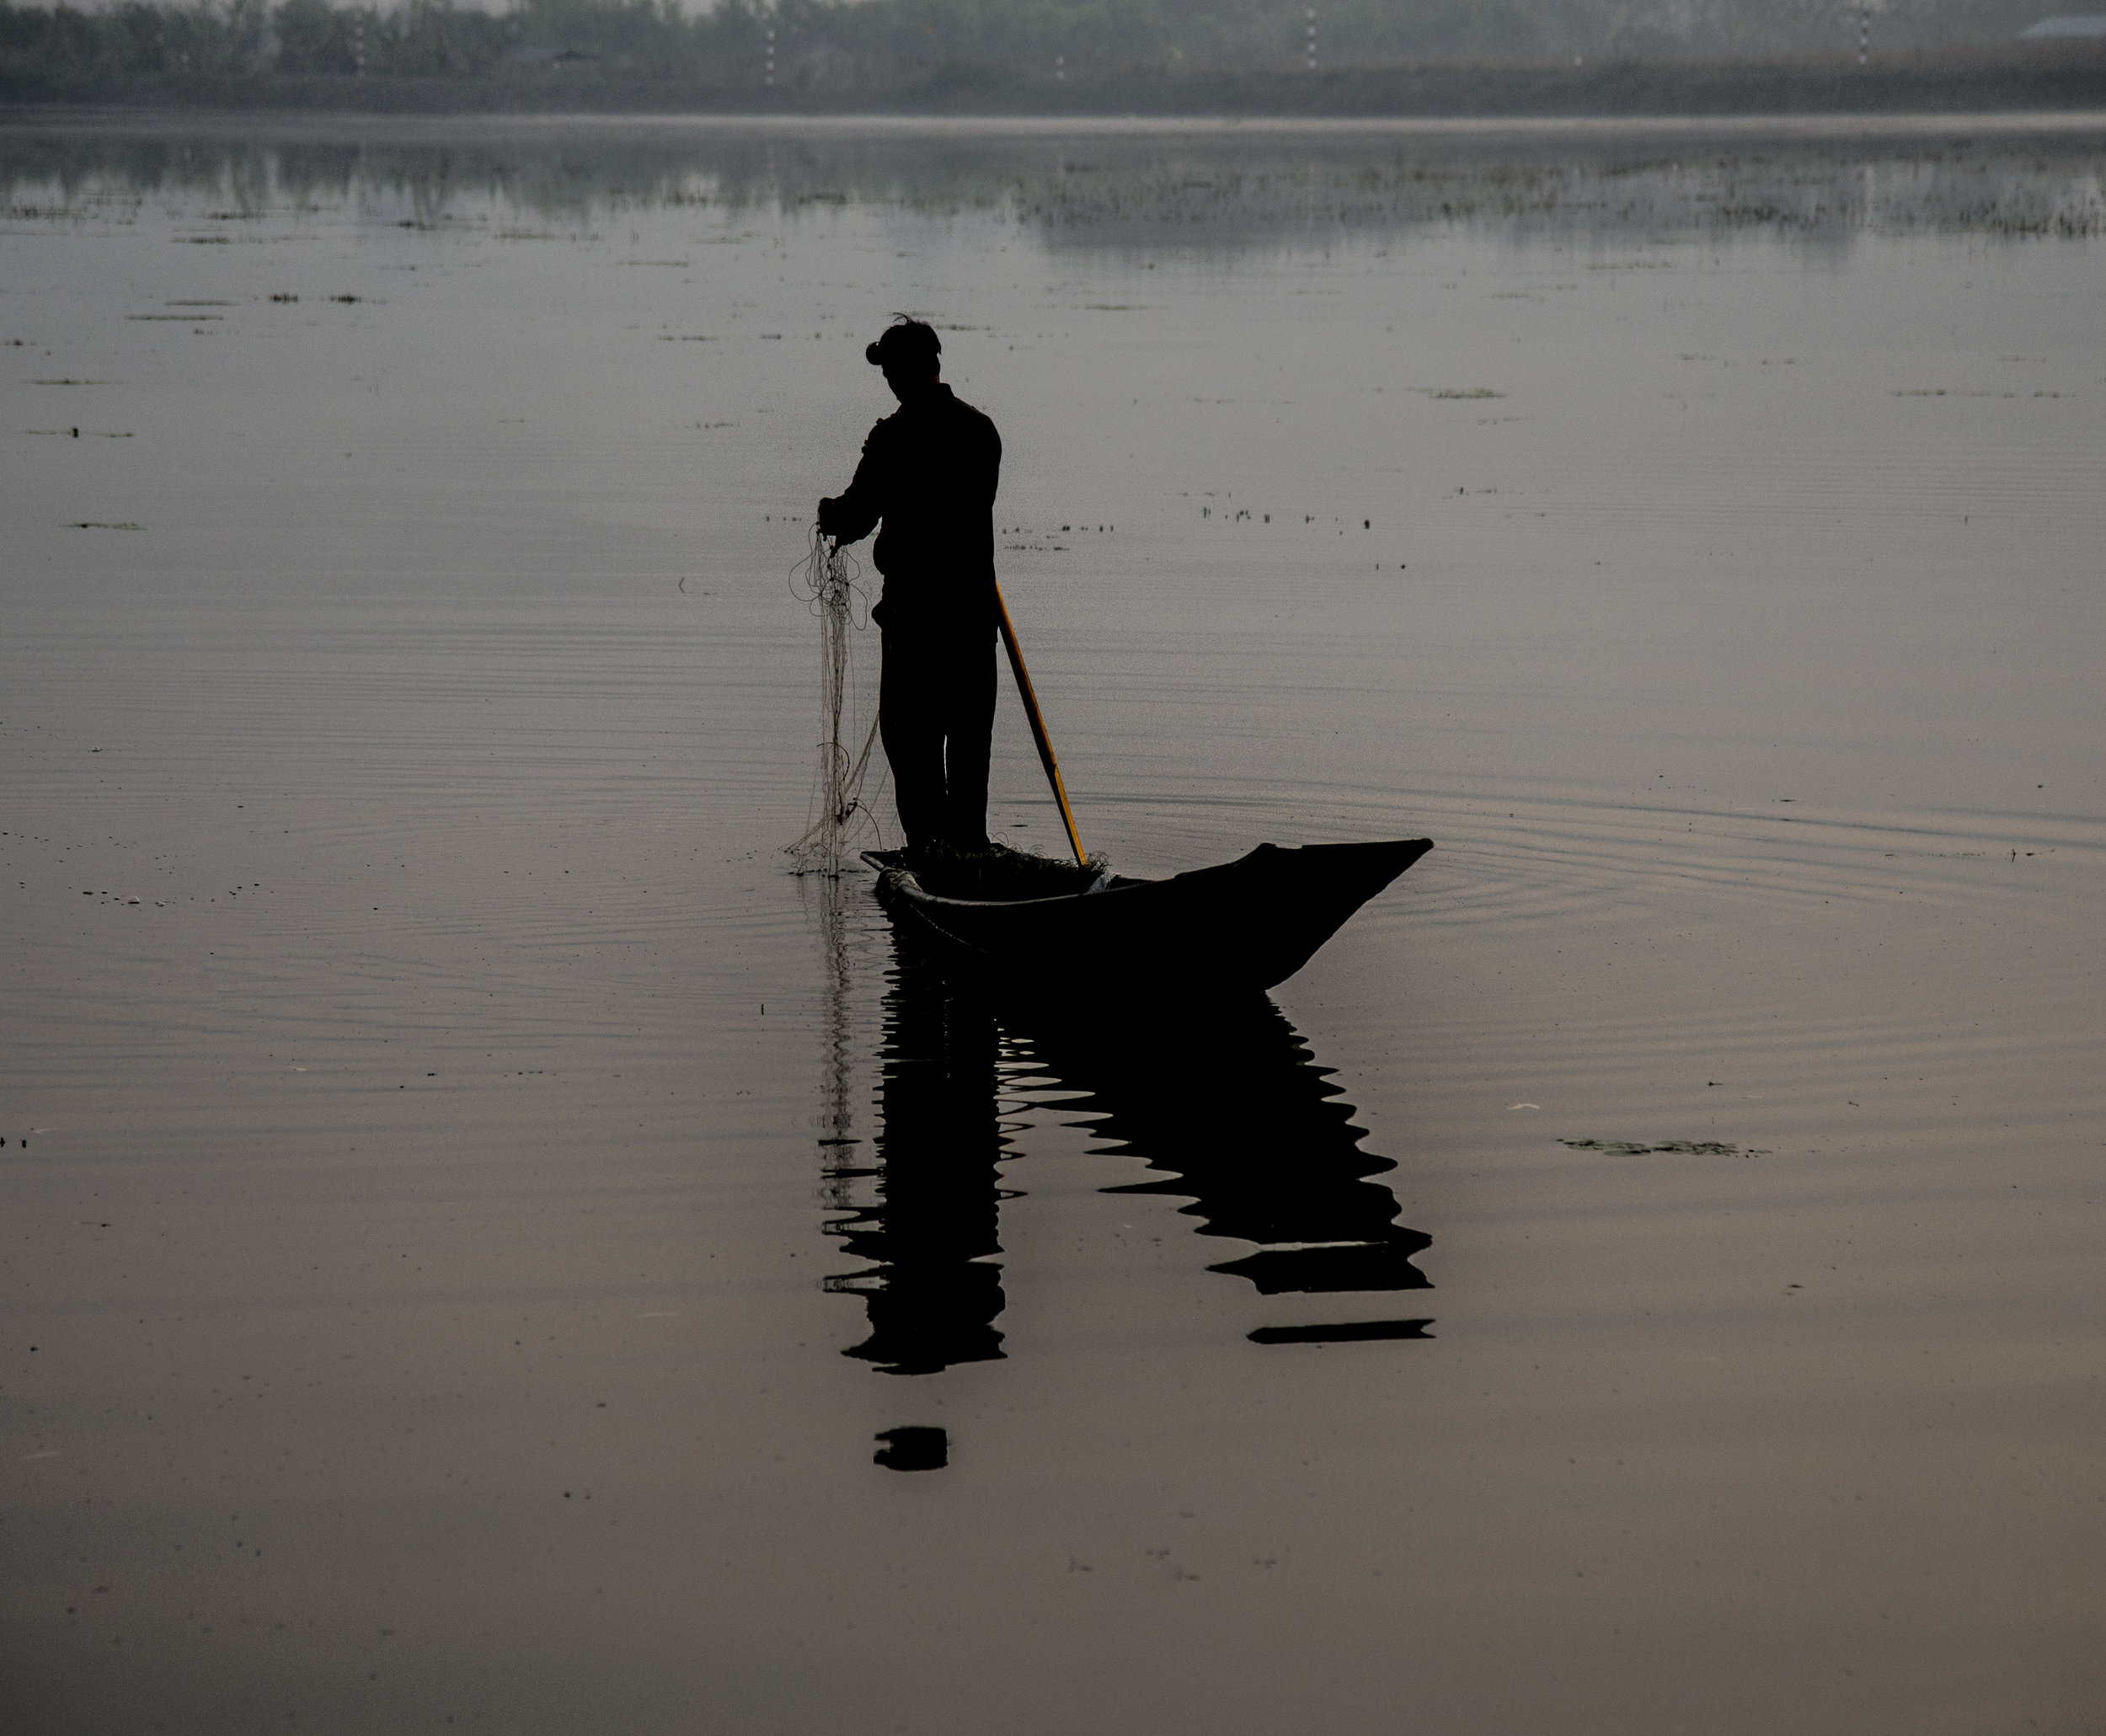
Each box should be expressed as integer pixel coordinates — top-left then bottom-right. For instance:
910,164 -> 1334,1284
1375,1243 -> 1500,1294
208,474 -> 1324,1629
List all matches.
1857,3 -> 1868,64
1307,8 -> 1316,69
766,26 -> 775,85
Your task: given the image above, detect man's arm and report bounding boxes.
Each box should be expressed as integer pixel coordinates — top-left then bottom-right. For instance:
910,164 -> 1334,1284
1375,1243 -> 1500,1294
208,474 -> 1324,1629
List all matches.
817,425 -> 887,544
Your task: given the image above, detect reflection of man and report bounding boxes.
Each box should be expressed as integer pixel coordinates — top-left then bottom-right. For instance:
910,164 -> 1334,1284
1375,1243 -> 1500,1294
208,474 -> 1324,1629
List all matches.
829,945 -> 1008,1378
816,318 -> 1002,856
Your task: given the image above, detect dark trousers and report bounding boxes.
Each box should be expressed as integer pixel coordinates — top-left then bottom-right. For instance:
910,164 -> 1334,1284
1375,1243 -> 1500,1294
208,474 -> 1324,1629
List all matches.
879,620 -> 997,852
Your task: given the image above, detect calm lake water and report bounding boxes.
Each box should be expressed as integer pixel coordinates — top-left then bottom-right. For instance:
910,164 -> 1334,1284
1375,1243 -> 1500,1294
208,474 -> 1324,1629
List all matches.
3,112 -> 2103,1733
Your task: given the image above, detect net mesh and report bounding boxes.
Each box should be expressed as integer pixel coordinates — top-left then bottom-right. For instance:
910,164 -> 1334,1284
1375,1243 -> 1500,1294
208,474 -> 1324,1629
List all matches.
784,528 -> 884,876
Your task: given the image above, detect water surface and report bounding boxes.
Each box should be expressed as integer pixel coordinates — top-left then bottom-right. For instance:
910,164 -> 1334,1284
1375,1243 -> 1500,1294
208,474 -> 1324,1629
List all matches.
3,113 -> 2103,1733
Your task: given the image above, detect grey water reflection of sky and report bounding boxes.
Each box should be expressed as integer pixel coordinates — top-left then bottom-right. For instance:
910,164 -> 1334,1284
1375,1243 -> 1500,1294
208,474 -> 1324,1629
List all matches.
5,110 -> 2104,1736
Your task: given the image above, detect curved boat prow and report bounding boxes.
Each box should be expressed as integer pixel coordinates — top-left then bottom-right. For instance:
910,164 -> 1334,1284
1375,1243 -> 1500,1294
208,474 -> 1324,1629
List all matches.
1233,838 -> 1434,988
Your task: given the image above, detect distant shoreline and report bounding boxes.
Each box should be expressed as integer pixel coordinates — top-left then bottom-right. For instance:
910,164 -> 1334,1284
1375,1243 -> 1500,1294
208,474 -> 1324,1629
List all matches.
5,53 -> 2103,121
8,110 -> 2106,144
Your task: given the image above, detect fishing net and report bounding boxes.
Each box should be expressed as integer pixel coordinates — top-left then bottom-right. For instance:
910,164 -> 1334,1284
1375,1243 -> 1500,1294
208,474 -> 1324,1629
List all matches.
785,527 -> 884,876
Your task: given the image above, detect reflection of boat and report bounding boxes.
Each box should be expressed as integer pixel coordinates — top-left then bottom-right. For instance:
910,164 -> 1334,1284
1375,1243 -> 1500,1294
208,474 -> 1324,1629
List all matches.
1017,996 -> 1434,1343
863,838 -> 1432,996
822,921 -> 1432,1376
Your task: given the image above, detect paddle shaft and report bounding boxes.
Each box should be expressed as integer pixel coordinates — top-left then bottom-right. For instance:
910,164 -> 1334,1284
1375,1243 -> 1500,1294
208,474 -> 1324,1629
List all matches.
992,580 -> 1086,867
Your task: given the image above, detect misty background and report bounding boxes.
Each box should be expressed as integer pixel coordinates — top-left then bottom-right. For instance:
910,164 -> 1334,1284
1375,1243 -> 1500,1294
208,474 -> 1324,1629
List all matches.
1,0 -> 2091,93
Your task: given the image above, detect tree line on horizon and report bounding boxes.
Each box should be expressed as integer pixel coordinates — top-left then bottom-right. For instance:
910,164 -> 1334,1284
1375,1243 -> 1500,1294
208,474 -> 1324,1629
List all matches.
0,0 -> 2069,89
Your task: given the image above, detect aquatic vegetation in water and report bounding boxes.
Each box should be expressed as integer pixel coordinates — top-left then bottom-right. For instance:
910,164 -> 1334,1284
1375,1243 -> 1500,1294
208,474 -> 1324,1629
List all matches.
1559,1137 -> 1740,1154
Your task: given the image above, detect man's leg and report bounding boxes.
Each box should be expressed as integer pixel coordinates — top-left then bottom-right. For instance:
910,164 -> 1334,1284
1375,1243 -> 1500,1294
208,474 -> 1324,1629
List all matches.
879,626 -> 947,852
939,625 -> 999,848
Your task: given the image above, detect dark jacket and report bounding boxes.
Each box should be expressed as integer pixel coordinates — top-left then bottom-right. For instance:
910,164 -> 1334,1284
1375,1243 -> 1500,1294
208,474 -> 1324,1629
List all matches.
820,383 -> 1001,628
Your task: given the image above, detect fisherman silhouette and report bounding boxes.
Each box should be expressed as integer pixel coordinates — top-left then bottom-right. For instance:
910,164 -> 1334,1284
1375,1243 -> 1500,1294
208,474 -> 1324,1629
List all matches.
817,318 -> 1002,857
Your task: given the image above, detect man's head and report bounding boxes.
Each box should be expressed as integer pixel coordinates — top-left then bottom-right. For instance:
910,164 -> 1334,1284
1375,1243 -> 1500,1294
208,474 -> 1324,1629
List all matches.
867,318 -> 941,400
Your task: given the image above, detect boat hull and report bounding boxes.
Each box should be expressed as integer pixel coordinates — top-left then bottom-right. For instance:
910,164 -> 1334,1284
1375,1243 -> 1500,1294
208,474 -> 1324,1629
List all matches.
866,838 -> 1432,996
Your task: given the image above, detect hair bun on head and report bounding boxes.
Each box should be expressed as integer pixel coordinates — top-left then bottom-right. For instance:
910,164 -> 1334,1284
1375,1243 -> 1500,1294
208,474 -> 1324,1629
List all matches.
864,341 -> 884,365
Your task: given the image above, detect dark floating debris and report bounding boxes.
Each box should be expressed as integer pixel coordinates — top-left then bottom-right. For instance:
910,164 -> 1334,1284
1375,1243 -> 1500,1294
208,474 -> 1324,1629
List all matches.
1250,1319 -> 1434,1346
873,1426 -> 947,1472
1559,1138 -> 1739,1155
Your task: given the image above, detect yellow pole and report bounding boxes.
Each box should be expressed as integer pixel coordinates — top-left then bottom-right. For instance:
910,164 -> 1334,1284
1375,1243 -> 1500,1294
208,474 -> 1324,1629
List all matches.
992,580 -> 1086,868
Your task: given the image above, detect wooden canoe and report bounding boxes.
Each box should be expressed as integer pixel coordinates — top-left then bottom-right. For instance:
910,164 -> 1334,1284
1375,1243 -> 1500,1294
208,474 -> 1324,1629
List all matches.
863,838 -> 1432,996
